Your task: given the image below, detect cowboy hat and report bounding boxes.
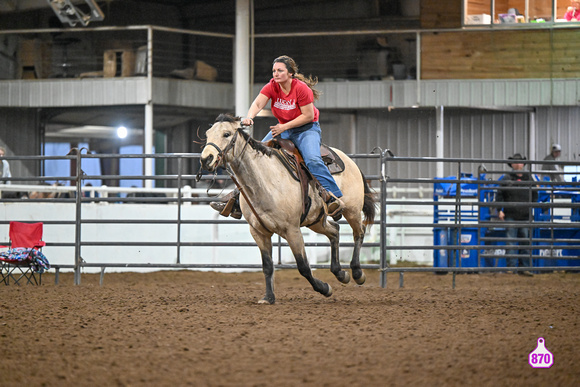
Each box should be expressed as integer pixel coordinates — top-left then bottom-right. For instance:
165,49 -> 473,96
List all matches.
507,153 -> 526,168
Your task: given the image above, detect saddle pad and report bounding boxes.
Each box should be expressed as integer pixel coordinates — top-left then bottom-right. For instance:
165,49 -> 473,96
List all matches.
321,145 -> 345,174
267,139 -> 345,175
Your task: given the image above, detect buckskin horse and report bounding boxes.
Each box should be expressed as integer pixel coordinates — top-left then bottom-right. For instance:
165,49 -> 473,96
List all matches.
200,114 -> 376,304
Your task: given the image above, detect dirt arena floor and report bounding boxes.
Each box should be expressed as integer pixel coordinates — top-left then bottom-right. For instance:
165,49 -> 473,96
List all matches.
1,269 -> 579,386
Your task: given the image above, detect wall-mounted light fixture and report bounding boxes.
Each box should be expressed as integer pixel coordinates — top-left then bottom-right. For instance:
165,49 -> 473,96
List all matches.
47,0 -> 104,27
116,126 -> 128,139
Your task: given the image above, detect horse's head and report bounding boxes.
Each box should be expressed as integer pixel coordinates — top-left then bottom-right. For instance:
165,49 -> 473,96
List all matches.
200,114 -> 242,172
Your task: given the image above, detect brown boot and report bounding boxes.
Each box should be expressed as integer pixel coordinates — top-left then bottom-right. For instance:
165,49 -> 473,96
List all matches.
327,194 -> 344,221
320,188 -> 344,221
209,189 -> 242,219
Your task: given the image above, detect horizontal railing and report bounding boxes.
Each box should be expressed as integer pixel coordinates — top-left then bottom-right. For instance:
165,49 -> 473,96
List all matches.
1,151 -> 579,288
2,24 -> 580,84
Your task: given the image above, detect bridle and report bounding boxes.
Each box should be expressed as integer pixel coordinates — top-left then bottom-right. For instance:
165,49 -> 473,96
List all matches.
200,125 -> 273,234
205,127 -> 240,168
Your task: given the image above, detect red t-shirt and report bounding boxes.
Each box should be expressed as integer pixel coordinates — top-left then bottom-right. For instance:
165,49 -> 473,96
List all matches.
259,78 -> 319,124
565,8 -> 580,20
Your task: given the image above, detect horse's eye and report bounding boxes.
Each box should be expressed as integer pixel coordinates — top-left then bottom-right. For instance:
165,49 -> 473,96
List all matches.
224,132 -> 231,138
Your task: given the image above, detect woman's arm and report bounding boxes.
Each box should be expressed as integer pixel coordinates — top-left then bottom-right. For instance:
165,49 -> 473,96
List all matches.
269,103 -> 315,137
242,93 -> 269,126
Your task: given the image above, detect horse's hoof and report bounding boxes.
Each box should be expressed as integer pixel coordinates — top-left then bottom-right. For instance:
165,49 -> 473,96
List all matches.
324,284 -> 333,297
354,272 -> 366,285
339,271 -> 351,284
258,297 -> 275,305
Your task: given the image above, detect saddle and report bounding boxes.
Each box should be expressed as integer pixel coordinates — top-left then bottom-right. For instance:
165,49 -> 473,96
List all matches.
266,138 -> 345,223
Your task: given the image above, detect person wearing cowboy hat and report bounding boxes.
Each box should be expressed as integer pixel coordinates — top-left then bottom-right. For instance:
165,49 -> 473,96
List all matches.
541,144 -> 564,183
495,153 -> 540,276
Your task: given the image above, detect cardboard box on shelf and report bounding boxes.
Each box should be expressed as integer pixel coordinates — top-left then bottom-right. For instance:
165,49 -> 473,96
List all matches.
103,49 -> 135,78
193,60 -> 217,81
465,14 -> 491,24
18,39 -> 51,79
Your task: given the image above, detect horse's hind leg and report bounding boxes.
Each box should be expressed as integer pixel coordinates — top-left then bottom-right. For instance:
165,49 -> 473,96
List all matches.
346,217 -> 367,285
286,229 -> 333,297
309,220 -> 350,284
249,227 -> 275,304
350,231 -> 367,285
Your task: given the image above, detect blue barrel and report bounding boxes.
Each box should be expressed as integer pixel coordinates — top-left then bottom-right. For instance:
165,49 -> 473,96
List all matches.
449,227 -> 479,268
433,227 -> 449,267
535,228 -> 580,268
481,228 -> 507,267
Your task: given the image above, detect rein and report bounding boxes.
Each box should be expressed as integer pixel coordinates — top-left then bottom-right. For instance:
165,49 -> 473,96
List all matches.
209,127 -> 274,234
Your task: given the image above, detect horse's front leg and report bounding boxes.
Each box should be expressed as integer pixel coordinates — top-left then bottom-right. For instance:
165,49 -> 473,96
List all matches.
309,219 -> 350,284
286,229 -> 333,298
249,227 -> 275,304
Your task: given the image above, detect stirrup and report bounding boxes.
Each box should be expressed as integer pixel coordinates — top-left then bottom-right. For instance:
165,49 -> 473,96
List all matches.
210,189 -> 242,219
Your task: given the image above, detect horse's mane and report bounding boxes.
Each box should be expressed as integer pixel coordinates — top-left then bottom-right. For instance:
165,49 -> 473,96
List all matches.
214,113 -> 274,157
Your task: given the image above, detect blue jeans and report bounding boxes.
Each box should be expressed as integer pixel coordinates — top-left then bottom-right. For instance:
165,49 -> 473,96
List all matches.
262,122 -> 343,197
504,218 -> 531,267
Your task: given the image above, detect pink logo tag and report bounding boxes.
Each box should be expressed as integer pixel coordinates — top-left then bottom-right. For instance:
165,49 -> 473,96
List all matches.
528,337 -> 554,368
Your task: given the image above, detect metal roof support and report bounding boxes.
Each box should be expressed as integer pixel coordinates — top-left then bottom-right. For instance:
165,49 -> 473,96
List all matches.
436,106 -> 444,177
528,109 -> 536,163
144,26 -> 154,188
235,0 -> 251,126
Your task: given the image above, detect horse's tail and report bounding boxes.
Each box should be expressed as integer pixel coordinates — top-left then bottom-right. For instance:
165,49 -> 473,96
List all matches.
359,169 -> 377,232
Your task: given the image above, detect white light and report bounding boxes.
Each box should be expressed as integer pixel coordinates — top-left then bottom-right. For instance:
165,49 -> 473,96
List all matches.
117,126 -> 128,139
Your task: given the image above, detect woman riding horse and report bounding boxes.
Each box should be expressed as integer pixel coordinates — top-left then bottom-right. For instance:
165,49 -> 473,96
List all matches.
210,55 -> 344,220
200,114 -> 376,303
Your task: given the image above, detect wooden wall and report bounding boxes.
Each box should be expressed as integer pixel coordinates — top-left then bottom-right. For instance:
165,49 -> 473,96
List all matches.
421,29 -> 580,79
467,0 -> 492,15
421,0 -> 462,28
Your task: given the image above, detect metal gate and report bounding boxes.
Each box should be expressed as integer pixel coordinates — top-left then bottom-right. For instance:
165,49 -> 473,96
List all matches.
1,150 -> 579,288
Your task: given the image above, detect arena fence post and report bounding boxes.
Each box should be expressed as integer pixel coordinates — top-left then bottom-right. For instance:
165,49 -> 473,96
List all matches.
379,148 -> 389,288
73,148 -> 83,285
